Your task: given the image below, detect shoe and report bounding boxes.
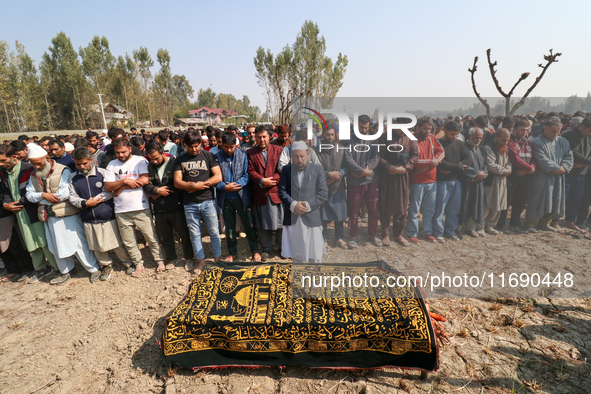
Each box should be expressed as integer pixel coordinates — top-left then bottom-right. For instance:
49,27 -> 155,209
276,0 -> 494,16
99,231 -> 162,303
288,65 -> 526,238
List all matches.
100,265 -> 113,281
90,270 -> 101,283
261,252 -> 269,261
509,225 -> 528,234
576,222 -> 589,230
1,273 -> 17,282
0,268 -> 7,279
27,266 -> 53,284
455,231 -> 464,240
538,225 -> 557,232
17,271 -> 35,282
495,227 -> 505,234
525,226 -> 538,234
444,232 -> 460,241
336,239 -> 349,250
435,236 -> 446,243
126,265 -> 136,275
485,226 -> 499,235
50,268 -> 77,286
476,230 -> 486,237
467,231 -> 480,238
372,237 -> 383,247
422,234 -> 437,243
347,239 -> 357,249
407,236 -> 420,245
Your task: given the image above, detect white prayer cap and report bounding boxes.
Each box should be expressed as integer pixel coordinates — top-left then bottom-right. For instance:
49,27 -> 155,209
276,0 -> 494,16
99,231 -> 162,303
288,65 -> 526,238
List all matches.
28,143 -> 49,159
64,142 -> 75,152
201,134 -> 209,140
102,129 -> 108,135
26,143 -> 37,150
292,141 -> 307,151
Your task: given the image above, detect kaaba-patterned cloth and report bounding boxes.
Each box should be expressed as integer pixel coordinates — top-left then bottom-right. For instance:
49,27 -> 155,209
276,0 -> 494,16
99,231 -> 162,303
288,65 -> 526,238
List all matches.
162,261 -> 439,371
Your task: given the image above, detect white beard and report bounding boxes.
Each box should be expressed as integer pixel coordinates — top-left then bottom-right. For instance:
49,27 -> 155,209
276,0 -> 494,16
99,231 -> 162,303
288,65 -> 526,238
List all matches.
36,161 -> 51,179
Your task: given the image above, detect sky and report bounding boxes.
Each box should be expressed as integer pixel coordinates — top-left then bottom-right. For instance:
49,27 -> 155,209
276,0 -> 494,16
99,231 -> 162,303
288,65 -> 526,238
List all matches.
2,0 -> 591,111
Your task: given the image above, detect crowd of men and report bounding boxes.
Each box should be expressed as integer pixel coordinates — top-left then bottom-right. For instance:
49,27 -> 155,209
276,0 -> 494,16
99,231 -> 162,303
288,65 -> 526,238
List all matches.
0,109 -> 589,286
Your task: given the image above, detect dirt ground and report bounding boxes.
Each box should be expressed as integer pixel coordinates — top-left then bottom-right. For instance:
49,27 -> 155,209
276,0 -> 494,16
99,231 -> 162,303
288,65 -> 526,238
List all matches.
1,223 -> 590,394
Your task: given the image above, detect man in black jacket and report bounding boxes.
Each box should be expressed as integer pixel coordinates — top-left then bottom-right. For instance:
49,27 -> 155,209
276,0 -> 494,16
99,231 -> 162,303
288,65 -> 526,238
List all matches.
144,141 -> 194,270
433,121 -> 473,242
561,117 -> 591,233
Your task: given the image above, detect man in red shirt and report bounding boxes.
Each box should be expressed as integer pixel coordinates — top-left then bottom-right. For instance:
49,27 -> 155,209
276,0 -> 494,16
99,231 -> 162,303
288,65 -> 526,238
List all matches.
497,119 -> 536,233
405,117 -> 445,244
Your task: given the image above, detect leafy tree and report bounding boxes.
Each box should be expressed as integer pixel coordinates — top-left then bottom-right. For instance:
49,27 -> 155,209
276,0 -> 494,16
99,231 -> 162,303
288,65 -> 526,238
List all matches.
133,46 -> 154,125
79,36 -> 114,95
254,20 -> 348,124
172,74 -> 194,108
196,87 -> 217,108
15,42 -> 43,131
0,41 -> 13,132
40,32 -> 88,129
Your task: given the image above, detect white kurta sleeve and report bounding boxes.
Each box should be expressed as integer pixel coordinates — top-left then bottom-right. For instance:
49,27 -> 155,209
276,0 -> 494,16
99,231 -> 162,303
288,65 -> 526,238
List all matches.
25,178 -> 44,203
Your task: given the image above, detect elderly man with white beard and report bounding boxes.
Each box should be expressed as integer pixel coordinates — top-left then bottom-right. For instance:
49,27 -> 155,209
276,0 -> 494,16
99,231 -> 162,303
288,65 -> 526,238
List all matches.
25,144 -> 100,285
278,141 -> 328,264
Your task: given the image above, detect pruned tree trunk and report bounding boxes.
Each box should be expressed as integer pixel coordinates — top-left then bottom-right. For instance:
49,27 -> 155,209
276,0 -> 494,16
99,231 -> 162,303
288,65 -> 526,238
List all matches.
469,49 -> 561,116
2,98 -> 12,133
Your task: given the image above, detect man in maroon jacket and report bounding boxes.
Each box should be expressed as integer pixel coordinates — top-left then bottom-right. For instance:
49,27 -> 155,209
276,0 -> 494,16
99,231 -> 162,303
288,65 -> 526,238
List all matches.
247,126 -> 283,260
496,119 -> 536,233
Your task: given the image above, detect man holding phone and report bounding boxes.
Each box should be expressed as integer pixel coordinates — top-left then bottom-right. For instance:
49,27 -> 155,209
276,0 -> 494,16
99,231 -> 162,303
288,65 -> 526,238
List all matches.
0,145 -> 58,283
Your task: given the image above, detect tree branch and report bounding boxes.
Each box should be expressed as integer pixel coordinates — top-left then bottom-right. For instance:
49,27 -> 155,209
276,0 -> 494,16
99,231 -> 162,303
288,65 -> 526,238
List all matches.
486,49 -> 508,97
510,49 -> 562,115
468,56 -> 490,116
507,72 -> 530,97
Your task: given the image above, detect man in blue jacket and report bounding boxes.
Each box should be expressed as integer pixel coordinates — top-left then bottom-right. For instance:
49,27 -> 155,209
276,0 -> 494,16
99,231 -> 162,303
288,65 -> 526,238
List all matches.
68,147 -> 132,280
215,133 -> 261,262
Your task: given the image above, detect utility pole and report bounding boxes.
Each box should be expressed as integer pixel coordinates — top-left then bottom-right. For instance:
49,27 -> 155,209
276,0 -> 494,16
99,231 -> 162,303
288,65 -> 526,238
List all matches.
98,94 -> 107,130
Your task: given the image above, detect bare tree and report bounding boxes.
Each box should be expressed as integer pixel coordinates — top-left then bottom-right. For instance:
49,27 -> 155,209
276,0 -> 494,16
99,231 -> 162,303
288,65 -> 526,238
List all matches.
468,56 -> 491,116
469,49 -> 561,116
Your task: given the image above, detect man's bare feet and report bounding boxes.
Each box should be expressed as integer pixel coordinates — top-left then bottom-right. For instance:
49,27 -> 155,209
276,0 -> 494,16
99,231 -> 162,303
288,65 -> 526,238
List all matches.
156,262 -> 166,272
131,264 -> 144,278
253,253 -> 262,262
193,259 -> 207,276
551,221 -> 564,234
224,255 -> 235,262
565,221 -> 582,232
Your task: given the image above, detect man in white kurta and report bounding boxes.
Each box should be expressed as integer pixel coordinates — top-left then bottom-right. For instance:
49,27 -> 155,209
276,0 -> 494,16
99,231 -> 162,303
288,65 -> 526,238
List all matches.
278,141 -> 328,264
25,145 -> 100,285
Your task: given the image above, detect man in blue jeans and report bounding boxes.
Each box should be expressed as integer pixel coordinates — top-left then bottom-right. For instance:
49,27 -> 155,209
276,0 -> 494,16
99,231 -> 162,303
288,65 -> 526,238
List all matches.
406,117 -> 445,244
174,130 -> 223,275
433,121 -> 473,242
